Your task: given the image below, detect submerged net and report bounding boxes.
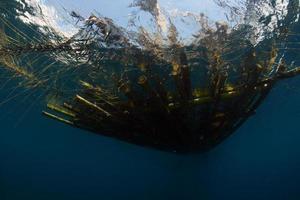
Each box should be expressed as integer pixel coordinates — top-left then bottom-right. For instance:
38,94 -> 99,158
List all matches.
0,0 -> 300,152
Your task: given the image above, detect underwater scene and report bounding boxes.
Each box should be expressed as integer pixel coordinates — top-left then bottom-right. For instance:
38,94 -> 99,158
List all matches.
0,0 -> 300,199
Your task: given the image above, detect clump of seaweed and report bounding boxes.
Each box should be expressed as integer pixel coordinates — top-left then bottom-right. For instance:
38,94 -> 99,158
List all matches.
1,0 -> 300,152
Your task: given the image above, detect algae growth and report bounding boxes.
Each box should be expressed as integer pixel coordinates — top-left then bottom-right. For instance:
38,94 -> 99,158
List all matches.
0,0 -> 300,152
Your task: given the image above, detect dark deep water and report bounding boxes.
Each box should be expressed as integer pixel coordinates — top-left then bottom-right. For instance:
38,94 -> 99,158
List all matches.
1,78 -> 300,200
1,1 -> 300,199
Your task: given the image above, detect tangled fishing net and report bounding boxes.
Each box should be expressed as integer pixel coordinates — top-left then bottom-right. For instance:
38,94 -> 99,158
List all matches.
0,0 -> 300,152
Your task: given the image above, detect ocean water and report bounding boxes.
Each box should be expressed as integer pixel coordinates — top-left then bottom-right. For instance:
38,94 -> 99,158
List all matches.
1,0 -> 300,199
0,76 -> 300,200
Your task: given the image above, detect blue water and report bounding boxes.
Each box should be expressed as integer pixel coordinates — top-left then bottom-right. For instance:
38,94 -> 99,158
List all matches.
1,0 -> 300,199
0,77 -> 300,199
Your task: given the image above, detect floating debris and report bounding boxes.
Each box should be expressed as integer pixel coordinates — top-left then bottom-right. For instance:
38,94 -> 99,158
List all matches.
0,0 -> 300,152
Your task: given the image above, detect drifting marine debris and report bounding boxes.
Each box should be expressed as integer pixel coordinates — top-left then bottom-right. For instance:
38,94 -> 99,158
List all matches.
1,0 -> 300,153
